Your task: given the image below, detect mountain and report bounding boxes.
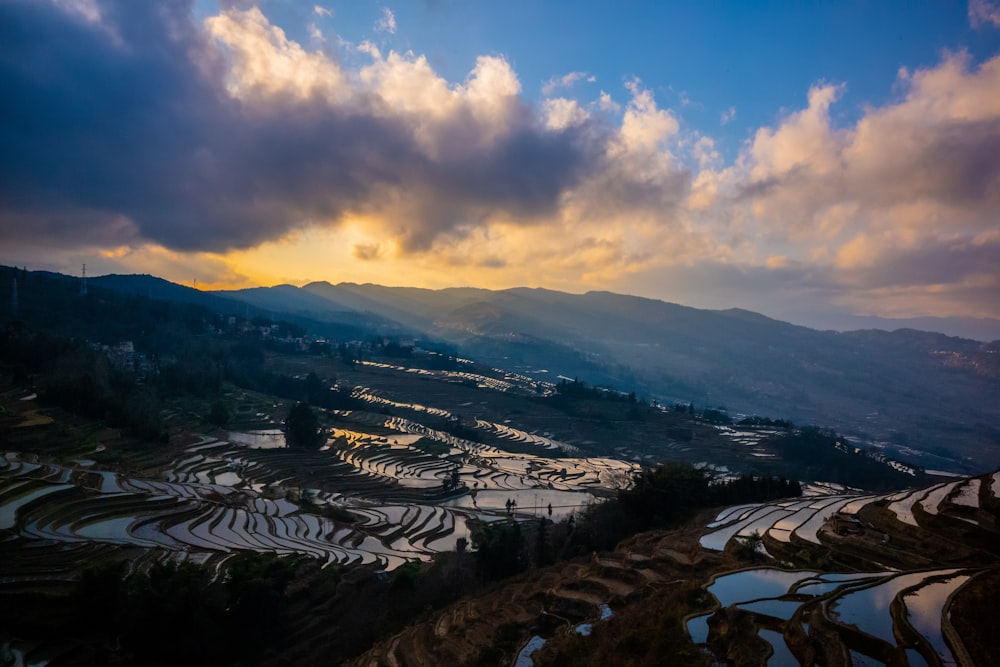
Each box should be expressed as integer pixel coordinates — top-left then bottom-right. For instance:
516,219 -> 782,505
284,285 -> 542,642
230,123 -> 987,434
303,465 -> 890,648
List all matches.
90,273 -> 237,311
15,269 -> 999,470
89,274 -> 381,340
217,284 -> 402,333
782,311 -> 1000,342
290,283 -> 999,470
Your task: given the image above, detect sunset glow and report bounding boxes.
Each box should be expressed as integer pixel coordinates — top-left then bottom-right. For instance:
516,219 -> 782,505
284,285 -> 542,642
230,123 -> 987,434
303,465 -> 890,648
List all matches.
2,1 -> 999,325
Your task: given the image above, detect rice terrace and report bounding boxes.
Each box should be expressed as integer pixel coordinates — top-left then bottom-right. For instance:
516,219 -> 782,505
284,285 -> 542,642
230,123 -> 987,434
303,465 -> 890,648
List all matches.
3,2 -> 1000,663
1,267 -> 998,665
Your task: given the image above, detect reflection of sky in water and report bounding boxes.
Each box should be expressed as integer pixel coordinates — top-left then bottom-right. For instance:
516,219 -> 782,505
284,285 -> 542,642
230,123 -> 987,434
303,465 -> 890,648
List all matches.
758,628 -> 798,667
709,568 -> 818,607
951,479 -> 979,508
920,481 -> 961,515
905,648 -> 931,667
213,471 -> 241,486
441,489 -> 591,520
0,484 -> 74,530
227,430 -> 285,448
818,572 -> 891,582
574,604 -> 612,636
904,575 -> 969,665
795,572 -> 889,597
707,503 -> 761,528
686,613 -> 711,644
848,650 -> 887,666
700,507 -> 786,550
738,598 -> 803,620
830,570 -> 958,645
514,635 -> 545,667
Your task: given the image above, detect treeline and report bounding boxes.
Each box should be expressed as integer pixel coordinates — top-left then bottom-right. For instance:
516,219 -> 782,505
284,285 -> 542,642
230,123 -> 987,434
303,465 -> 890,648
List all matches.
551,377 -> 639,403
737,415 -> 795,428
0,323 -> 166,440
2,553 -> 296,666
0,267 -> 375,439
606,463 -> 800,545
772,427 -> 919,490
542,377 -> 650,422
467,462 -> 802,579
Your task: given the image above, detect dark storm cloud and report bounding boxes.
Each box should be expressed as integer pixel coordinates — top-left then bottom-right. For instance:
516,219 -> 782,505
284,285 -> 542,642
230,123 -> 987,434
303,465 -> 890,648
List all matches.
0,0 -> 596,253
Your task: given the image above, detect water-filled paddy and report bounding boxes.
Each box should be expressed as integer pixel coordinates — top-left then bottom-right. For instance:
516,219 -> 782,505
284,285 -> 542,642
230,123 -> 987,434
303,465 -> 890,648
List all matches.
686,613 -> 711,644
0,483 -> 74,530
574,603 -> 613,636
441,488 -> 592,520
227,430 -> 286,449
828,570 -> 958,645
708,568 -> 818,607
738,598 -> 804,620
700,507 -> 791,550
758,628 -> 798,666
951,479 -> 980,508
513,635 -> 545,667
902,574 -> 970,665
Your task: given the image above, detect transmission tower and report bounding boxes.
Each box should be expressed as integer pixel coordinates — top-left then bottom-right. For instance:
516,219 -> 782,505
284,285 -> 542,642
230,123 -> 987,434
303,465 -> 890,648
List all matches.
80,263 -> 88,296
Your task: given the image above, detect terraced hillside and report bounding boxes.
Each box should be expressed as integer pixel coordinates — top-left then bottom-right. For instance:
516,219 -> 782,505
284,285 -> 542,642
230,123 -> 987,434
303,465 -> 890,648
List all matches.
0,314 -> 985,664
349,472 -> 1000,667
0,402 -> 639,580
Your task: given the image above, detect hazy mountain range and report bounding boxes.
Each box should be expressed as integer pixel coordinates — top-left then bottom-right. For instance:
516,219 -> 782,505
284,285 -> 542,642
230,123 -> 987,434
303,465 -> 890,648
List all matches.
86,273 -> 1000,471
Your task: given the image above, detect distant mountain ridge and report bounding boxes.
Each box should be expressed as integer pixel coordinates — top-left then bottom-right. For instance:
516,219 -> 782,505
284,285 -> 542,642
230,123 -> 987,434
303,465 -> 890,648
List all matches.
780,311 -> 1000,342
33,270 -> 1000,470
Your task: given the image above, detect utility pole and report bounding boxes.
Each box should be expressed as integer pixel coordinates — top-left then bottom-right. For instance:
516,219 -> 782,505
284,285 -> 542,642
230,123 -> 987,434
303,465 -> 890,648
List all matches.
10,276 -> 18,318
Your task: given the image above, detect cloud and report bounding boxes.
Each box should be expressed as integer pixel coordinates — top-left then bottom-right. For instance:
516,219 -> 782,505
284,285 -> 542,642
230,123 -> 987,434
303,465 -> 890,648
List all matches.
52,0 -> 100,23
353,242 -> 385,261
969,0 -> 1000,28
206,7 -> 348,102
313,5 -> 332,18
541,71 -> 594,96
619,78 -> 679,152
543,98 -> 589,130
696,49 -> 1000,316
1,2 -> 998,320
376,7 -> 396,34
0,1 -> 604,256
720,106 -> 736,125
733,52 -> 1000,235
598,90 -> 620,112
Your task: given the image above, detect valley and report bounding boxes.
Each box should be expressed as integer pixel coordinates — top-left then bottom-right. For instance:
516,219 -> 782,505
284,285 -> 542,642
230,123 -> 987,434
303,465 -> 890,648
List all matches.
1,266 -> 998,665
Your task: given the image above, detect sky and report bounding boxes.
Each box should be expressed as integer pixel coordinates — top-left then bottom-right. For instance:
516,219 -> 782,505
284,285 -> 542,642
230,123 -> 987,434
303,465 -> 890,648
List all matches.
2,0 -> 1000,328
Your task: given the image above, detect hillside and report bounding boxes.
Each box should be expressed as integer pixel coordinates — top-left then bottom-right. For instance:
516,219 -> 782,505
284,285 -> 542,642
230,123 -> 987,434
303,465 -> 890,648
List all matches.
1,264 -> 998,665
218,280 -> 1000,472
6,269 -> 998,470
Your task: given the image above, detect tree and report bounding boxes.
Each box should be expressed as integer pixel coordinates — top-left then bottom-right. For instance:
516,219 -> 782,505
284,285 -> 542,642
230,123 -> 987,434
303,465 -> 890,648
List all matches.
443,467 -> 461,492
534,518 -> 552,567
737,531 -> 764,561
305,372 -> 327,407
471,520 -> 525,581
208,399 -> 230,428
618,462 -> 711,528
284,402 -> 324,449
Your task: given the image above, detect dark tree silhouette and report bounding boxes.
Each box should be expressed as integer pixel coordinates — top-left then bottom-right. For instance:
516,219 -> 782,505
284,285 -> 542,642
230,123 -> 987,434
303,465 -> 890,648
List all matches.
284,402 -> 324,449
